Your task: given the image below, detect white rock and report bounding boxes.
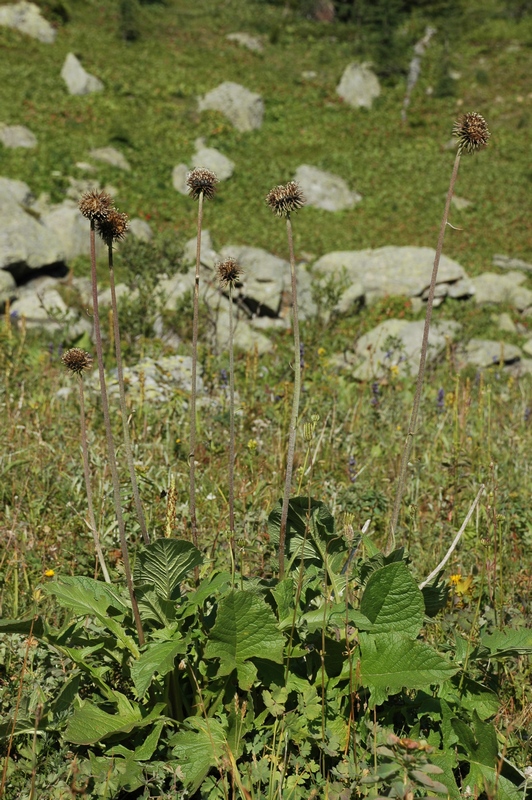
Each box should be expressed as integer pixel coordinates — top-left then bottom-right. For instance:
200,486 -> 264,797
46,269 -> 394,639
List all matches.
336,63 -> 380,109
192,145 -> 234,181
0,1 -> 56,43
198,81 -> 264,132
294,164 -> 362,212
226,32 -> 263,52
172,163 -> 189,195
0,124 -> 37,148
61,53 -> 103,96
89,146 -> 131,171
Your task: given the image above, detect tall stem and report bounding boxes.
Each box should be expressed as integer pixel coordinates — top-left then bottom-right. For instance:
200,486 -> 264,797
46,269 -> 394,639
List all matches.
108,243 -> 150,546
387,151 -> 461,553
89,222 -> 144,645
228,283 -> 236,551
77,374 -> 111,583
279,214 -> 301,578
189,192 -> 204,552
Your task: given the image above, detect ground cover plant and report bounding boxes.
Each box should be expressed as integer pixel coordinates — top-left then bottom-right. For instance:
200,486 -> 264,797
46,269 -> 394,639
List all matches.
1,0 -> 532,798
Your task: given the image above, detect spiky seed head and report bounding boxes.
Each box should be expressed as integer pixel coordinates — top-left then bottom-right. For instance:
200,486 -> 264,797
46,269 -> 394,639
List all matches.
78,190 -> 113,221
453,112 -> 490,155
265,181 -> 305,218
186,168 -> 218,200
96,208 -> 129,245
61,348 -> 94,375
216,258 -> 242,289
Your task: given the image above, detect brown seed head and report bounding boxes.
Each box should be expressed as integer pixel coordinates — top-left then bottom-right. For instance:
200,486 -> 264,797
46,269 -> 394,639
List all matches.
61,348 -> 94,375
266,181 -> 305,218
453,112 -> 490,155
96,208 -> 129,245
186,168 -> 218,201
78,190 -> 113,221
217,258 -> 243,289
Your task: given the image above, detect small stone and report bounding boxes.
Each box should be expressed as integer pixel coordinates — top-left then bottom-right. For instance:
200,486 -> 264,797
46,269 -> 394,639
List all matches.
294,164 -> 362,212
336,62 -> 380,109
61,53 -> 103,96
89,147 -> 131,171
226,32 -> 263,52
198,81 -> 264,132
0,124 -> 37,149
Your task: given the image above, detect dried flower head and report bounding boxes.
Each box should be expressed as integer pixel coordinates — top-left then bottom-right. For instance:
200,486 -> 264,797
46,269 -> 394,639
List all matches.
453,112 -> 490,155
61,348 -> 94,375
78,190 -> 113,222
96,208 -> 129,245
266,181 -> 305,218
217,257 -> 242,289
186,168 -> 218,201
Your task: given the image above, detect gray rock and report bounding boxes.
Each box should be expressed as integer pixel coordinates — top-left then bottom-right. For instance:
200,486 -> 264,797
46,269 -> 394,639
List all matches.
219,245 -> 287,316
192,141 -> 234,181
493,312 -> 517,334
61,53 -> 104,96
160,269 -> 196,313
451,195 -> 472,210
0,269 -> 16,305
226,32 -> 263,52
210,295 -> 273,354
336,62 -> 380,109
104,355 -> 203,403
128,218 -> 152,242
313,246 -> 468,309
470,271 -> 532,310
40,200 -> 105,260
294,164 -> 362,212
446,277 -> 475,299
493,254 -> 532,273
0,1 -> 56,43
455,338 -> 522,369
172,163 -> 189,195
10,285 -> 82,333
98,283 -> 133,307
89,146 -> 131,171
183,230 -> 220,270
0,124 -> 37,149
198,81 -> 264,132
522,338 -> 532,357
0,193 -> 65,277
345,318 -> 461,381
0,177 -> 33,205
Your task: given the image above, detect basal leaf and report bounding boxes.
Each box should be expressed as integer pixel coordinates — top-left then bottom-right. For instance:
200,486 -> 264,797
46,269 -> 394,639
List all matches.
360,562 -> 424,638
131,637 -> 187,697
44,576 -> 139,657
204,590 -> 284,688
268,497 -> 341,562
359,631 -> 457,706
170,717 -> 227,792
480,628 -> 532,658
134,539 -> 203,601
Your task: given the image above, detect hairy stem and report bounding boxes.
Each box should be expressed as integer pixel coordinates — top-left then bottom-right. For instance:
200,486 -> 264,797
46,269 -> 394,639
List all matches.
228,283 -> 236,552
189,193 -> 204,553
387,151 -> 461,553
279,214 -> 301,578
108,242 -> 150,546
89,222 -> 144,645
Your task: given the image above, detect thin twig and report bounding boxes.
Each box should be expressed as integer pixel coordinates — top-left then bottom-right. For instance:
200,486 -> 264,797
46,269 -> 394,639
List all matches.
419,484 -> 485,589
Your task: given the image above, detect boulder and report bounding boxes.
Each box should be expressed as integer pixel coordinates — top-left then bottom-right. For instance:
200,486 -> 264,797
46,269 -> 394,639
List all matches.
103,355 -> 203,403
345,318 -> 461,381
40,200 -> 104,260
294,164 -> 362,212
89,146 -> 131,171
198,82 -> 264,132
0,177 -> 33,205
172,164 -> 189,195
0,1 -> 56,43
493,254 -> 532,273
470,271 -> 532,311
336,63 -> 380,109
61,53 -> 103,96
0,192 -> 65,278
0,124 -> 37,148
10,285 -> 85,334
313,246 -> 468,309
192,140 -> 234,181
183,230 -> 220,270
128,218 -> 152,241
455,338 -> 523,369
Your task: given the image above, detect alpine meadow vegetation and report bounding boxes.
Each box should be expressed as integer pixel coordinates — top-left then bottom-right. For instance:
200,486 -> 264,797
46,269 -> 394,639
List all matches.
1,1 -> 532,798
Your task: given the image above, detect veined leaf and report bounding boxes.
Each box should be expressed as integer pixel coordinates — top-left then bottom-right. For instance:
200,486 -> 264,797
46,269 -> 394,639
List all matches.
44,576 -> 139,657
360,562 -> 424,638
131,637 -> 187,698
359,631 -> 457,706
480,628 -> 532,658
65,697 -> 165,745
204,590 -> 284,689
170,717 -> 227,792
134,539 -> 203,601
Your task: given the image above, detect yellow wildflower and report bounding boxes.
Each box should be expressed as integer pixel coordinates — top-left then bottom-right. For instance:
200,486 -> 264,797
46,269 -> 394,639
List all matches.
44,569 -> 55,578
449,573 -> 461,585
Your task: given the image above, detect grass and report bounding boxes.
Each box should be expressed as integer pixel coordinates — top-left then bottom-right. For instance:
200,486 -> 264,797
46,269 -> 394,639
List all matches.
1,0 -> 532,795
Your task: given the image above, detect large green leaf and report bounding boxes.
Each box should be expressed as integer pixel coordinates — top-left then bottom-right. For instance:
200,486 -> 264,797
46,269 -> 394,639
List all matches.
44,576 -> 139,657
131,637 -> 187,698
453,713 -> 522,800
170,717 -> 227,792
480,628 -> 532,658
204,590 -> 284,689
65,695 -> 165,745
359,631 -> 457,706
134,539 -> 203,601
268,497 -> 342,562
360,562 -> 424,638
